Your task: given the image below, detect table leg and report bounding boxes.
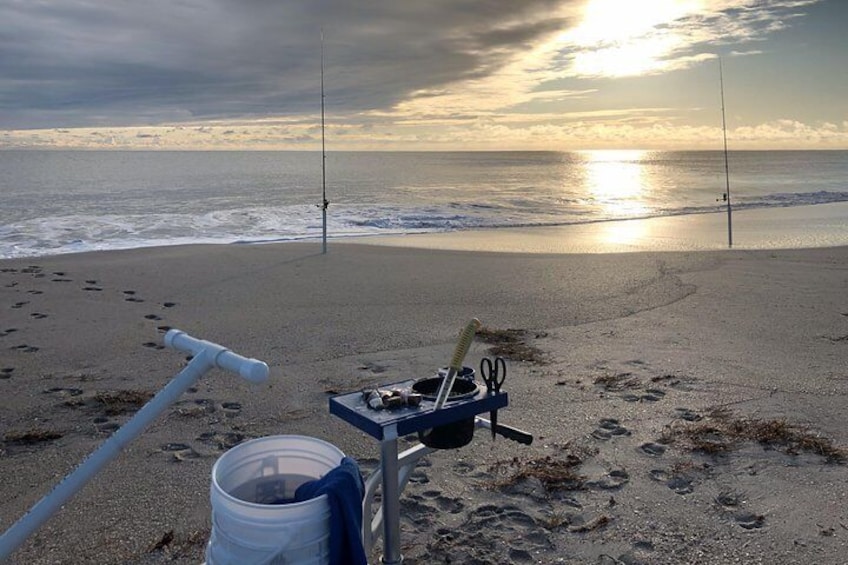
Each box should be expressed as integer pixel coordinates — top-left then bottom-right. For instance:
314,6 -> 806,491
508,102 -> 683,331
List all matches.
380,425 -> 402,564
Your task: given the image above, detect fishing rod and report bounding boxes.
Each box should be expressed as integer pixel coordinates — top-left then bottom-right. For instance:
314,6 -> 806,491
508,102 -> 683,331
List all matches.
320,29 -> 329,254
719,56 -> 733,248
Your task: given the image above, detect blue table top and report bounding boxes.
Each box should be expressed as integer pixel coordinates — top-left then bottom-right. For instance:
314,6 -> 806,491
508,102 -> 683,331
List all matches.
329,379 -> 508,441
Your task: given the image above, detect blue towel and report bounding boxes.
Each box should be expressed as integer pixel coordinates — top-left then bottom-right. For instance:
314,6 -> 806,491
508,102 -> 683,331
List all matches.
294,456 -> 367,565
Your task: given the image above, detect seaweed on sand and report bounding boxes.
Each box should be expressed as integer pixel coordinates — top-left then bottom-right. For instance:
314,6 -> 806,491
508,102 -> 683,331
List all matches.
4,429 -> 63,445
661,409 -> 847,464
488,454 -> 586,492
476,326 -> 548,364
91,389 -> 154,416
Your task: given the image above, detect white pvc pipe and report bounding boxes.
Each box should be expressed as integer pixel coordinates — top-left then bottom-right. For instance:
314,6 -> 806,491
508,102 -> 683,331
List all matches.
164,330 -> 269,384
0,330 -> 269,561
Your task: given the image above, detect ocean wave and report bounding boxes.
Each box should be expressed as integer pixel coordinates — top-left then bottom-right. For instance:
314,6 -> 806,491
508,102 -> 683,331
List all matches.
2,191 -> 847,259
737,190 -> 848,207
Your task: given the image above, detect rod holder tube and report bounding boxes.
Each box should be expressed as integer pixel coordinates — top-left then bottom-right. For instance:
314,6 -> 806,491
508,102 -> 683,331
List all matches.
0,330 -> 269,561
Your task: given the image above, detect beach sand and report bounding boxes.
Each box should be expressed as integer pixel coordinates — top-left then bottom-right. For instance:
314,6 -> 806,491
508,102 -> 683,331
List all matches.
2,215 -> 848,563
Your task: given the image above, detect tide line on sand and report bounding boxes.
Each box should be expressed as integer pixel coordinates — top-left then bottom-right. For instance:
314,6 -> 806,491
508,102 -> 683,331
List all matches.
349,201 -> 848,254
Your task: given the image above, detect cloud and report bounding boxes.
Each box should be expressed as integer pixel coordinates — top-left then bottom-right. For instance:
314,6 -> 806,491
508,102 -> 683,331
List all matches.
4,113 -> 846,151
0,0 -> 574,129
552,0 -> 820,79
0,0 -> 836,150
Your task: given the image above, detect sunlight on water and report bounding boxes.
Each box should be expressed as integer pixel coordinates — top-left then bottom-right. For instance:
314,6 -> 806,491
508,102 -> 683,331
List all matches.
580,149 -> 651,218
2,150 -> 846,258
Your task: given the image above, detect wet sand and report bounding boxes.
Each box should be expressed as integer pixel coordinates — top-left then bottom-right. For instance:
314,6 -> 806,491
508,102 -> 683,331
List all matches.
355,202 -> 848,254
1,230 -> 847,563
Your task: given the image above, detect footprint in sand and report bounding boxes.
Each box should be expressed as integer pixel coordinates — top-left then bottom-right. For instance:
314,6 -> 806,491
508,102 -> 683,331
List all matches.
0,328 -> 18,337
452,461 -> 476,475
11,344 -> 39,353
82,286 -> 103,292
91,416 -> 120,433
735,512 -> 765,529
648,468 -> 694,494
620,387 -> 668,403
400,498 -> 440,530
30,312 -> 48,319
173,398 -> 216,418
589,469 -> 630,490
649,469 -> 670,482
51,277 -> 72,283
408,469 -> 430,485
4,281 -> 17,288
715,490 -> 745,508
197,430 -> 248,452
159,442 -> 201,462
161,442 -> 192,452
640,442 -> 667,456
592,418 -> 631,440
163,302 -> 177,308
641,388 -> 666,402
123,290 -> 145,303
675,407 -> 702,421
221,401 -> 242,417
26,290 -> 43,295
156,325 -> 172,334
87,414 -> 121,433
1,367 -> 14,379
43,386 -> 84,398
421,490 -> 466,513
466,504 -> 554,555
142,341 -> 165,350
666,476 -> 694,495
144,314 -> 163,321
11,301 -> 29,309
358,362 -> 389,374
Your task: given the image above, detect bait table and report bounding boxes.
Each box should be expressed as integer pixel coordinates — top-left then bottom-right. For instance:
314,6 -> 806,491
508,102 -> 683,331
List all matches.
330,380 -> 509,564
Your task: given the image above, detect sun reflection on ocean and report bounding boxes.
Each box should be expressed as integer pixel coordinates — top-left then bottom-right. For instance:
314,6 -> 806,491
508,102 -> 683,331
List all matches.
580,149 -> 651,218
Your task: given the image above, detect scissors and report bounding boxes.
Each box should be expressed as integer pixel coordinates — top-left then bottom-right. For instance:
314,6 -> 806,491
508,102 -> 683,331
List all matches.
480,356 -> 507,440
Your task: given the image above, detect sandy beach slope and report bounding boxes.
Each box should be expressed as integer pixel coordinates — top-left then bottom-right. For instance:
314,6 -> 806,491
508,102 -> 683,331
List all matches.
1,241 -> 847,564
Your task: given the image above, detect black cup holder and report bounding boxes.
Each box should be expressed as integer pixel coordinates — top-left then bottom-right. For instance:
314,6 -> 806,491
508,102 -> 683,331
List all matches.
413,376 -> 478,449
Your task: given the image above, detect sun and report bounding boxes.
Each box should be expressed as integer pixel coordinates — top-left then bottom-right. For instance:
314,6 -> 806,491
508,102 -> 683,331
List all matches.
560,0 -> 693,78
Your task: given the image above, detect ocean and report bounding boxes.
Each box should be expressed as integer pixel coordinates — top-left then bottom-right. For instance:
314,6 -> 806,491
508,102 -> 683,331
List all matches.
1,150 -> 847,258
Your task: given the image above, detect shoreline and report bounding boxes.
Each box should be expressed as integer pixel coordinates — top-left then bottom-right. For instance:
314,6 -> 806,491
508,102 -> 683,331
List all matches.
4,201 -> 848,261
1,239 -> 847,563
347,201 -> 848,254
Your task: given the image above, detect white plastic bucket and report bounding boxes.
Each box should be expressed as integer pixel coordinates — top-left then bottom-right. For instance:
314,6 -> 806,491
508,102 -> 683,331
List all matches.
206,435 -> 345,565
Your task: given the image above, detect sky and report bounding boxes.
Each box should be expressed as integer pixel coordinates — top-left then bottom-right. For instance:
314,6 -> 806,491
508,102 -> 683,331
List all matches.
1,0 -> 846,151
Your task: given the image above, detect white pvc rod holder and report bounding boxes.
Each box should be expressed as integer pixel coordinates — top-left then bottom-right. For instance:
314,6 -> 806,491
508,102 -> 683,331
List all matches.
0,330 -> 268,561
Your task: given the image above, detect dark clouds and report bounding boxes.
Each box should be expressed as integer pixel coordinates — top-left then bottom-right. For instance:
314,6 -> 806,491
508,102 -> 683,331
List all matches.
0,0 -> 573,129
